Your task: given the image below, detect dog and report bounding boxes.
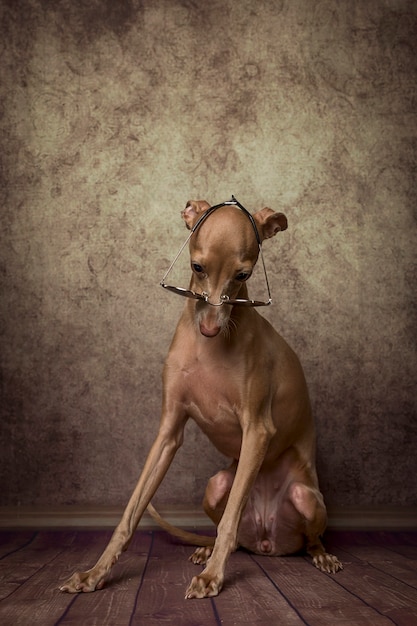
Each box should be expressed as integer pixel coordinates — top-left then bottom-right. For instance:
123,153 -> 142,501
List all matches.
60,197 -> 342,599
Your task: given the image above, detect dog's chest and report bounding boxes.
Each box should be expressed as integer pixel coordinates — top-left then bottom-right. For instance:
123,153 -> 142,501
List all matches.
177,355 -> 245,457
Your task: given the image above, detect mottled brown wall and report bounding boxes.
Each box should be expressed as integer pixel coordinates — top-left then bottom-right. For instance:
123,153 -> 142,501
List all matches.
1,0 -> 416,509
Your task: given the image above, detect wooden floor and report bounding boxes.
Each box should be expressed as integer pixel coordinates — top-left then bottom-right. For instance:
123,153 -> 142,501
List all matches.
0,529 -> 416,625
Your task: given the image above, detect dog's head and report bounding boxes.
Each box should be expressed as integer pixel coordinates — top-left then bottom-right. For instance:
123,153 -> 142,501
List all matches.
179,200 -> 287,338
182,200 -> 287,239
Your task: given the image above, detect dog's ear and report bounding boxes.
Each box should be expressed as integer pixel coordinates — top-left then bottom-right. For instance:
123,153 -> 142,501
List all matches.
181,200 -> 211,230
254,208 -> 288,240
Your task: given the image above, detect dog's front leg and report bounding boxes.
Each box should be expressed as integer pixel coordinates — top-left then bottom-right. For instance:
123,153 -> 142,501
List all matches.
185,422 -> 272,599
60,418 -> 186,593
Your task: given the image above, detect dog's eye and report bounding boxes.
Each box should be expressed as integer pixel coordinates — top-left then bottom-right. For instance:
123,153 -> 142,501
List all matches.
236,272 -> 250,282
192,263 -> 204,274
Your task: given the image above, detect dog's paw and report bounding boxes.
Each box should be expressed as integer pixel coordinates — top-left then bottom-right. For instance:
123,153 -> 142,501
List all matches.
313,553 -> 343,574
189,546 -> 213,565
185,572 -> 223,599
59,569 -> 106,593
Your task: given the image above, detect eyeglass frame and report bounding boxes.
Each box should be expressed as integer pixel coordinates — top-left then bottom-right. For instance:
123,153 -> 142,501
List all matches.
160,195 -> 273,307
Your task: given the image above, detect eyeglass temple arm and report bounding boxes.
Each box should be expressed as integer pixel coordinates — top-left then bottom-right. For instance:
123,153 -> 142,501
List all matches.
160,229 -> 194,286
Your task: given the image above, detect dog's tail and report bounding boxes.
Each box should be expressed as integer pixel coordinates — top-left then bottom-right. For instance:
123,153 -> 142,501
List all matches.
146,503 -> 215,547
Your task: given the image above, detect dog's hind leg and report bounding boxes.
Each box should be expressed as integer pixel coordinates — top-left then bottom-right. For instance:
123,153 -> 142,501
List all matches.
287,481 -> 343,573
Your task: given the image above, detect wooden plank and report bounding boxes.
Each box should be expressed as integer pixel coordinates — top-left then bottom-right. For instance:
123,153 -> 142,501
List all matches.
399,532 -> 417,545
211,549 -> 308,625
0,530 -> 143,625
57,530 -> 153,626
328,531 -> 417,553
330,561 -> 417,626
0,531 -> 37,559
332,539 -> 417,587
0,531 -> 77,601
327,530 -> 417,551
252,553 -> 396,625
1,530 -> 416,625
304,533 -> 417,625
378,532 -> 417,559
0,530 -> 82,625
0,529 -> 152,625
129,531 -> 219,625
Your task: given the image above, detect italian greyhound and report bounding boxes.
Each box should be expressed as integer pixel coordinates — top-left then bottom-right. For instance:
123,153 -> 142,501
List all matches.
60,197 -> 342,598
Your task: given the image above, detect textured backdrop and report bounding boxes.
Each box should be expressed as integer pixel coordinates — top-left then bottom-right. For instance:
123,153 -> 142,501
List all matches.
1,0 -> 416,510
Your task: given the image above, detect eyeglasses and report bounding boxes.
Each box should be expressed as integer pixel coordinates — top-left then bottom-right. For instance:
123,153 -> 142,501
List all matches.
160,196 -> 273,307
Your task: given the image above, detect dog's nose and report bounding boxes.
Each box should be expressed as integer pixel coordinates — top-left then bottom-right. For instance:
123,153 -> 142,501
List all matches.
200,323 -> 221,337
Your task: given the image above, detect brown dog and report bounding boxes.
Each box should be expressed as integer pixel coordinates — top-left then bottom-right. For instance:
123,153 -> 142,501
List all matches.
60,197 -> 342,598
